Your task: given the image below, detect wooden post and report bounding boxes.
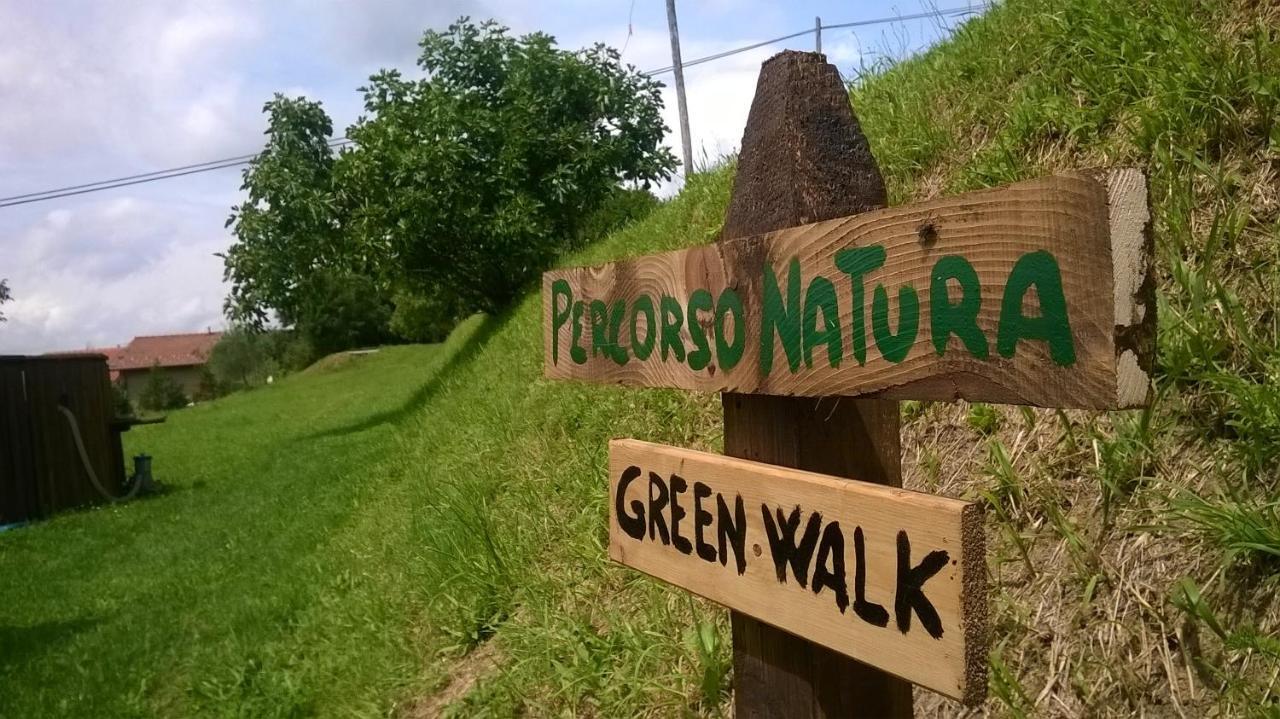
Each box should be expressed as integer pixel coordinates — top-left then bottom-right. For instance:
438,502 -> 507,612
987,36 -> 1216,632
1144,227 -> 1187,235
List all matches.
720,50 -> 913,719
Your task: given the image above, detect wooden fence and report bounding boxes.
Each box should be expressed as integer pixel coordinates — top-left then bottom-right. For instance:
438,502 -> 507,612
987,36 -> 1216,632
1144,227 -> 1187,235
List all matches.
0,355 -> 126,524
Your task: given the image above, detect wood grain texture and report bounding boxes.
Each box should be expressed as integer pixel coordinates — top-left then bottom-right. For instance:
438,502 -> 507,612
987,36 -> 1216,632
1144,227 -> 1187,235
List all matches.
720,51 -> 914,719
608,439 -> 987,705
542,168 -> 1154,410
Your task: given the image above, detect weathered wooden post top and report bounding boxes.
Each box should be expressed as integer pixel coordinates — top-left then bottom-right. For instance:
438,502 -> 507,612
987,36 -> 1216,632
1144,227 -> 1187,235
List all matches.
543,50 -> 1153,716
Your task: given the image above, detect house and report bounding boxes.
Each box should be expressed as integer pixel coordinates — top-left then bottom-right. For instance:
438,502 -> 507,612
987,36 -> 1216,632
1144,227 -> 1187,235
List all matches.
110,332 -> 222,400
53,331 -> 222,402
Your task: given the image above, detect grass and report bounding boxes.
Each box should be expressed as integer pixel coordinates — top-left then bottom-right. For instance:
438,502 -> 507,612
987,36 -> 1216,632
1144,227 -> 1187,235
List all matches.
3,0 -> 1279,715
0,345 -> 457,716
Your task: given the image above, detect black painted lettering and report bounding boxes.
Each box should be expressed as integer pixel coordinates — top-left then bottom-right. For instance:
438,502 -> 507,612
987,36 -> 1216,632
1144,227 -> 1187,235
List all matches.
717,493 -> 747,575
615,466 -> 645,540
810,521 -> 850,613
669,474 -> 693,555
853,527 -> 889,626
647,472 -> 669,544
692,481 -> 717,562
760,505 -> 822,588
894,530 -> 949,639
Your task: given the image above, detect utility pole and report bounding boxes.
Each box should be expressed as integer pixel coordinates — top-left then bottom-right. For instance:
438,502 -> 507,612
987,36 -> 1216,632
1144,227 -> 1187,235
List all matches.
665,0 -> 694,175
815,16 -> 822,53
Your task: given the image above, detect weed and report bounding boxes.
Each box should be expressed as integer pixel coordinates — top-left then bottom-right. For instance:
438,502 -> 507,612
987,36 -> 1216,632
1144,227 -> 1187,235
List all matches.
966,403 -> 1000,436
1093,405 -> 1158,526
1175,487 -> 1280,567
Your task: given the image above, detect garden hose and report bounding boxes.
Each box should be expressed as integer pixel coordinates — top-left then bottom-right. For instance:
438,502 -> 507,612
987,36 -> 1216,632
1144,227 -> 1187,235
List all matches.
57,404 -> 142,503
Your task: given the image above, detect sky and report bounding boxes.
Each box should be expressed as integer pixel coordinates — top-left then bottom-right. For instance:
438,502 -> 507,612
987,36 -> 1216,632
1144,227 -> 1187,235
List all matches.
0,0 -> 983,355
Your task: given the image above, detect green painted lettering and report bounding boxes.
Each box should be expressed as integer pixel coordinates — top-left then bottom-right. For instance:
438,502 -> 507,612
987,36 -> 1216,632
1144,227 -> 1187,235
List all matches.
687,289 -> 714,371
630,296 -> 656,361
802,276 -> 842,368
835,245 -> 886,365
607,300 -> 629,365
930,255 -> 988,358
570,300 -> 588,364
997,251 -> 1075,366
660,295 -> 686,362
550,279 -> 573,364
715,288 -> 745,371
872,284 -> 919,363
761,258 -> 803,374
589,300 -> 609,358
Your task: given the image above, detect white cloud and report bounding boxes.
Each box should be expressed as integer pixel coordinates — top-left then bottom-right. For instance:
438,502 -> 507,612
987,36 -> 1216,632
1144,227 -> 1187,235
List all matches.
0,1 -> 262,168
0,1 -> 961,355
1,196 -> 228,354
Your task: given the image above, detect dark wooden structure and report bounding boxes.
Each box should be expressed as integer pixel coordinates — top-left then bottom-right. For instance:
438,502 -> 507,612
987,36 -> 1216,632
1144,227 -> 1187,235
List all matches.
720,52 -> 913,718
0,354 -> 126,524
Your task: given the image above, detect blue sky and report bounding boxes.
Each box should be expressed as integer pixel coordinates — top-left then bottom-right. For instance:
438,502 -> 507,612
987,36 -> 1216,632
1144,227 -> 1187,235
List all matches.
0,0 -> 983,354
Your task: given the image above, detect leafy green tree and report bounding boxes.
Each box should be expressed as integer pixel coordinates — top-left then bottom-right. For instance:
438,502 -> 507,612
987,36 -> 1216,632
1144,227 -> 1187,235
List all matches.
295,271 -> 394,357
388,285 -> 463,344
111,380 -> 134,417
208,328 -> 315,392
139,365 -> 188,412
342,18 -> 675,314
221,19 -> 673,339
221,96 -> 373,329
0,279 -> 11,322
207,328 -> 263,389
193,368 -> 223,403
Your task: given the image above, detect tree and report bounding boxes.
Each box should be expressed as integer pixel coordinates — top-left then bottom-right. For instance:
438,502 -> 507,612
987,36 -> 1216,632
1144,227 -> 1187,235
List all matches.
221,96 -> 369,329
344,19 -> 675,314
221,19 -> 674,341
139,365 -> 188,412
207,328 -> 263,389
294,271 -> 394,356
0,279 -> 11,322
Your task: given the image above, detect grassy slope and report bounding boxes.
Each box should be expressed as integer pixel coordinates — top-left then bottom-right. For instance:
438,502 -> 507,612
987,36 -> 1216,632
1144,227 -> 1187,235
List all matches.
2,0 -> 1278,716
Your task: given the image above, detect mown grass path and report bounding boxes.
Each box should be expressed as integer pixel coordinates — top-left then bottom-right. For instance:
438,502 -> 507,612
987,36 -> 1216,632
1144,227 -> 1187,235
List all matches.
0,344 -> 459,717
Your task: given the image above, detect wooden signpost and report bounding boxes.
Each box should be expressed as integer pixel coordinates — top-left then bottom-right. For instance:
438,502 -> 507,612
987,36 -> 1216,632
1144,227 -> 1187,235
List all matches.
543,51 -> 1154,717
610,439 -> 986,704
543,172 -> 1152,409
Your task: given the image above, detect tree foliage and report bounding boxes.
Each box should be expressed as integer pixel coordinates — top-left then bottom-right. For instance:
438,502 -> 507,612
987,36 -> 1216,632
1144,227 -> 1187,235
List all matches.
343,19 -> 675,313
207,327 -> 315,393
221,19 -> 673,345
139,365 -> 188,412
221,97 -> 361,329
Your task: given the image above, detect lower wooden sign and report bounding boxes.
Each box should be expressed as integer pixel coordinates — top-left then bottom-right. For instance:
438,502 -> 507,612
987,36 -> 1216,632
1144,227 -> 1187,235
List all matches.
608,439 -> 988,705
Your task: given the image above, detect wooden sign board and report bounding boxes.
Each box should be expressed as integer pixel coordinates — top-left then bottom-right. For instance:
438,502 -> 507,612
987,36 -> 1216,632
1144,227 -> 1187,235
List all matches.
608,439 -> 987,705
545,169 -> 1153,410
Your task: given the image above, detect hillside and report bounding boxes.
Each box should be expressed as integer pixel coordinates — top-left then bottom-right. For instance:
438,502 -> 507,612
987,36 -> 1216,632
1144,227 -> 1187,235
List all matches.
2,0 -> 1278,715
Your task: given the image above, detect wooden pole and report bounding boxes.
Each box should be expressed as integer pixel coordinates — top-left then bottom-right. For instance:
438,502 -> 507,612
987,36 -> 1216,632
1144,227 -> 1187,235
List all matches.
664,0 -> 694,174
720,50 -> 913,719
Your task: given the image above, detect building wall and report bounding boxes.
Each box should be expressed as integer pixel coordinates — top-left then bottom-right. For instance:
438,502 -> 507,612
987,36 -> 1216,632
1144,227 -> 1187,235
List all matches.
118,365 -> 205,404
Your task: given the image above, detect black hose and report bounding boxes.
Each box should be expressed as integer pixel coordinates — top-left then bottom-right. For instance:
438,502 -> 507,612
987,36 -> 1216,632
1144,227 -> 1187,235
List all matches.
58,405 -> 142,503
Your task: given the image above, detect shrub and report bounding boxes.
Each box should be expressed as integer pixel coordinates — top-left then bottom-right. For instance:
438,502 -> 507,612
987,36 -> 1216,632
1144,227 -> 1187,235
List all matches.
389,287 -> 463,344
295,271 -> 395,357
138,365 -> 188,412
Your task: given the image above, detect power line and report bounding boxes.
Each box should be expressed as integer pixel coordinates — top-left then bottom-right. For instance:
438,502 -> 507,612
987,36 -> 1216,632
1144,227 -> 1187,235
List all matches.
2,4 -> 985,210
0,139 -> 352,209
641,5 -> 984,75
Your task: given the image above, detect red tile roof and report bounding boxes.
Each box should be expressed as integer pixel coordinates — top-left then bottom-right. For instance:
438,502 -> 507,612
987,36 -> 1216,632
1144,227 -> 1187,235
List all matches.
112,332 -> 222,371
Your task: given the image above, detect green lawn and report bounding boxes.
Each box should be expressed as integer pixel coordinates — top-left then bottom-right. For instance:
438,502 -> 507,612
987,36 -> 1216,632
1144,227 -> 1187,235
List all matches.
0,344 -> 459,716
3,0 -> 1278,715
